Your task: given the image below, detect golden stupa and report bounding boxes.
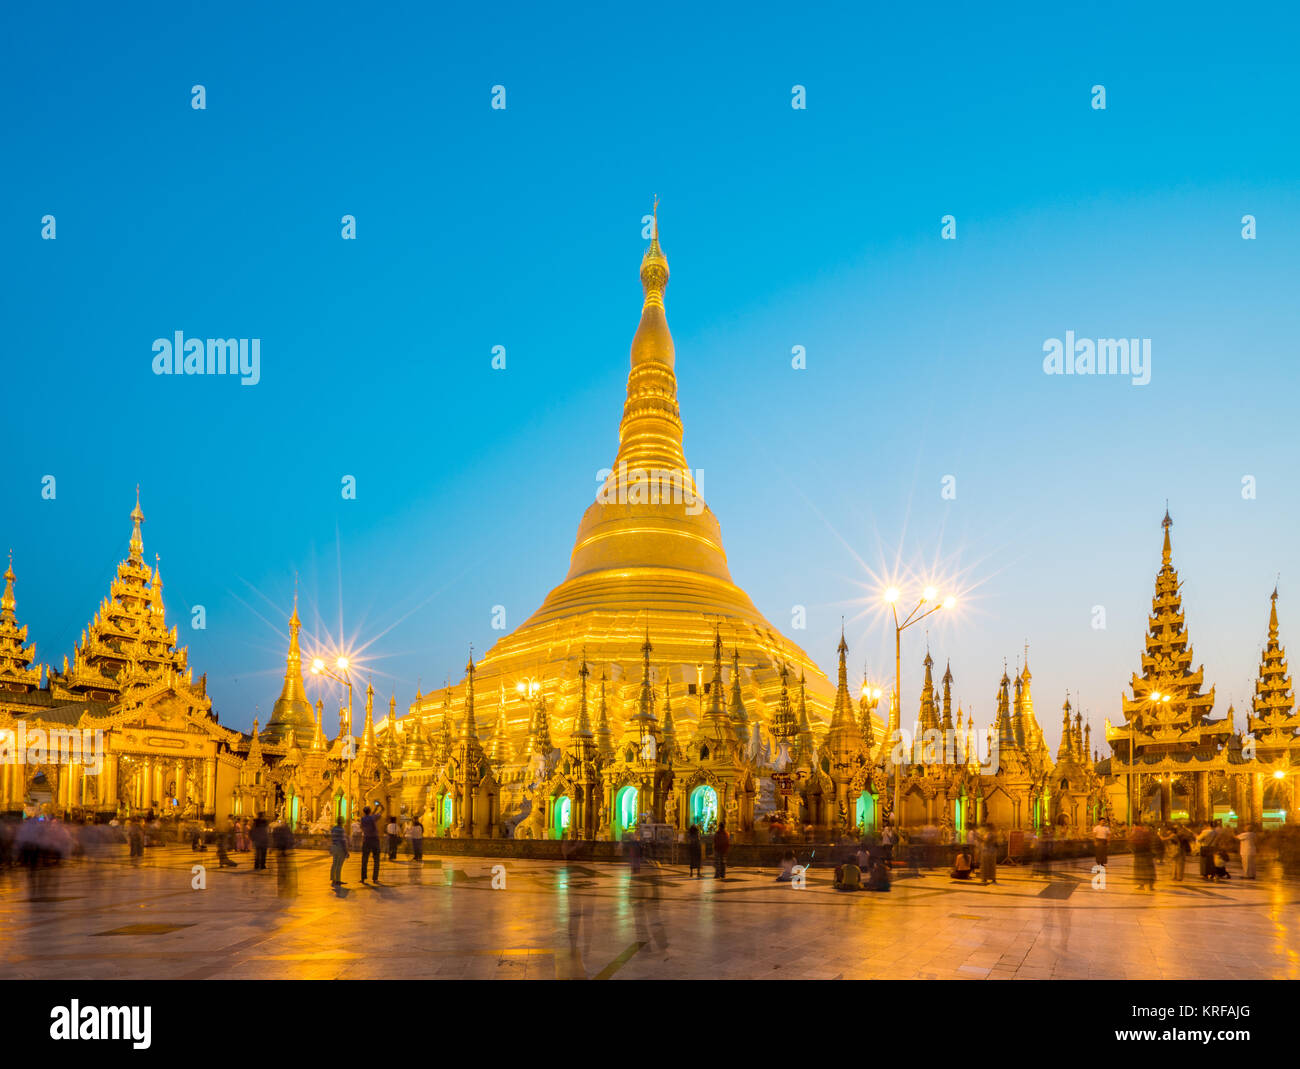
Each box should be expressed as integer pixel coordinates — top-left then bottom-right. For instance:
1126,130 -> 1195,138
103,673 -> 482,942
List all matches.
407,208 -> 836,742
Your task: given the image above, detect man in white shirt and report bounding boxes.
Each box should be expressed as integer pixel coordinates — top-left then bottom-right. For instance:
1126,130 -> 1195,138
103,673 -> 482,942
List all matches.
1092,818 -> 1110,866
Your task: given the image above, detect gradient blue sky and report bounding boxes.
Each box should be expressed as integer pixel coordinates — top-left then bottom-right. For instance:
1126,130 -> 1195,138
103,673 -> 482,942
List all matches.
3,1 -> 1297,745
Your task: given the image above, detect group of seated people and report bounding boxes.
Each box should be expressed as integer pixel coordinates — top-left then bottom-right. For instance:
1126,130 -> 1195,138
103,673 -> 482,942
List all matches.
777,843 -> 974,890
831,846 -> 891,892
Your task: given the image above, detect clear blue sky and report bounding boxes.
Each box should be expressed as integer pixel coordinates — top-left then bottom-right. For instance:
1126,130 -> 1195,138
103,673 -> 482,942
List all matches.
3,1 -> 1297,746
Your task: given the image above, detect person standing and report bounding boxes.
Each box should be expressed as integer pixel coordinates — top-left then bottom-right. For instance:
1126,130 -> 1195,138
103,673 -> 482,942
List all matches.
979,823 -> 999,885
880,822 -> 896,864
1132,821 -> 1156,891
713,822 -> 730,880
1166,825 -> 1187,882
359,804 -> 382,884
386,815 -> 401,861
1239,822 -> 1258,879
127,818 -> 144,860
328,820 -> 349,886
250,813 -> 269,871
216,824 -> 237,868
1212,820 -> 1234,880
1195,822 -> 1215,880
687,824 -> 702,878
408,816 -> 424,862
1092,817 -> 1110,867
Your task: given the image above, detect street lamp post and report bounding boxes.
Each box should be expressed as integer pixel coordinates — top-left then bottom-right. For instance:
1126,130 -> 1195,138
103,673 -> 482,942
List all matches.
883,586 -> 955,832
312,656 -> 355,822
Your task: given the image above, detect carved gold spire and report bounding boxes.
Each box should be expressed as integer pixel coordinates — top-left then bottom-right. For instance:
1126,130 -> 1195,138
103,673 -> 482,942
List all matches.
940,660 -> 955,733
461,655 -> 479,740
728,647 -> 749,735
266,586 -> 316,744
696,624 -> 738,750
572,655 -> 594,739
312,698 -> 325,751
360,680 -> 377,753
486,682 -> 514,765
129,485 -> 145,564
595,670 -> 615,759
664,674 -> 681,753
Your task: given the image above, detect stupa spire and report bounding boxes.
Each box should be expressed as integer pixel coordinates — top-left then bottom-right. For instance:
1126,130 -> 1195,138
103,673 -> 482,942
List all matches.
661,676 -> 678,760
728,647 -> 749,734
129,485 -> 145,564
595,670 -> 615,759
461,655 -> 479,740
941,660 -> 954,732
265,585 -> 315,744
359,679 -> 376,753
573,655 -> 594,739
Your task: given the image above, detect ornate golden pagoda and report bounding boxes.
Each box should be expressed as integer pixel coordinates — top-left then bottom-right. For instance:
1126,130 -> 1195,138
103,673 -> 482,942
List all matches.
0,551 -> 42,693
407,208 -> 837,748
1110,509 -> 1227,759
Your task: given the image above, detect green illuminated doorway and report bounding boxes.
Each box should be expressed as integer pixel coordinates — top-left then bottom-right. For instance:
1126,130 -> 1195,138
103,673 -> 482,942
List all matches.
553,795 -> 571,839
615,785 -> 639,835
690,785 -> 718,829
856,792 -> 874,831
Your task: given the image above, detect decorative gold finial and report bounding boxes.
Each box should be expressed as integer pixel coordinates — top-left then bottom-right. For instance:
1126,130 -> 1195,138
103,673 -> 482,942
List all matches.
129,488 -> 145,562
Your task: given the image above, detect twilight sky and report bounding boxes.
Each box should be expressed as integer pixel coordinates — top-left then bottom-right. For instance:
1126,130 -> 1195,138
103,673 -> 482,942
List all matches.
3,1 -> 1298,746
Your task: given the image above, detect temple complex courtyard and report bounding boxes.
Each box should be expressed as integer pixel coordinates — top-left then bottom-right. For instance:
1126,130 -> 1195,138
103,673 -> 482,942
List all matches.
1,847 -> 1297,981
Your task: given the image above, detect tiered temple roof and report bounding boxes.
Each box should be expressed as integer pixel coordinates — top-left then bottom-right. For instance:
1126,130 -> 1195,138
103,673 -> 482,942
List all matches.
49,492 -> 196,703
1111,509 -> 1228,760
0,551 -> 42,693
1248,587 -> 1296,753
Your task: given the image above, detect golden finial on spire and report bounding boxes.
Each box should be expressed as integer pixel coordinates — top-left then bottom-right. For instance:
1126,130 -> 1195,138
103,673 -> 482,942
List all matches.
638,195 -> 670,318
129,487 -> 145,562
1,548 -> 15,620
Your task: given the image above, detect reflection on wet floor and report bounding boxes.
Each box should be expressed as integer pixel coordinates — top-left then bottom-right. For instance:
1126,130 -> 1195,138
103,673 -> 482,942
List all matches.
2,846 -> 1299,980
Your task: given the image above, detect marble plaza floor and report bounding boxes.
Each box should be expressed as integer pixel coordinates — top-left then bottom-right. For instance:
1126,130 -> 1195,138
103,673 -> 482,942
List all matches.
1,846 -> 1297,980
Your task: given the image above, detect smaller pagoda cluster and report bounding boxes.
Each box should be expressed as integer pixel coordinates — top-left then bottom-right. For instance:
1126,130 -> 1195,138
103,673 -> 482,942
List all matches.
374,623 -> 1105,843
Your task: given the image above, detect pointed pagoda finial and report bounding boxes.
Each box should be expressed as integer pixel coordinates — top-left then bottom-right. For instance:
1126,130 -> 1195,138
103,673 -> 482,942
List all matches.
638,195 -> 670,315
129,487 -> 145,563
0,548 -> 17,624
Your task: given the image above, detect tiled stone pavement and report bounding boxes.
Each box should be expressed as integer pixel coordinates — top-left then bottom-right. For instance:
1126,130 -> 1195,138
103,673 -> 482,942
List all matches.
1,847 -> 1298,980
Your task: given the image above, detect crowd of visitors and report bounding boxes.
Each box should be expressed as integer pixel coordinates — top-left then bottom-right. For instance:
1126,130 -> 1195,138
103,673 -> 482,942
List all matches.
0,808 -> 1280,896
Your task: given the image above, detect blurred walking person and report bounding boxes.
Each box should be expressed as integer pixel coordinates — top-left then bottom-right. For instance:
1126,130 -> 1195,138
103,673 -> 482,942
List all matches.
978,822 -> 999,886
359,804 -> 382,884
1239,822 -> 1258,879
687,824 -> 702,878
713,821 -> 730,880
329,819 -> 349,886
251,812 -> 269,871
386,815 -> 401,861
